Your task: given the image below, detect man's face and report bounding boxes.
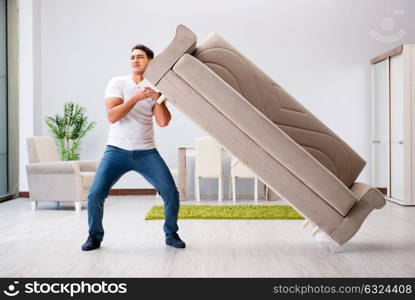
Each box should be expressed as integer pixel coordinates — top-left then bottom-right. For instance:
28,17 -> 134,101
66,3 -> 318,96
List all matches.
130,49 -> 151,74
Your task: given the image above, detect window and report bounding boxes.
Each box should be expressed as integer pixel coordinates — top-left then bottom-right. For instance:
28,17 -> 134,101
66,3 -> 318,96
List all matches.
0,0 -> 8,198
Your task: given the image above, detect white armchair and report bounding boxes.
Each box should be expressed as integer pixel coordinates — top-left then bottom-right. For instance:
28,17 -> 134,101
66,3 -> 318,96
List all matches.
25,136 -> 97,211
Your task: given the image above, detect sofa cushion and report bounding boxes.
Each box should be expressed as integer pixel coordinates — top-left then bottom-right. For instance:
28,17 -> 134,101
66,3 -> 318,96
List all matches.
192,33 -> 365,188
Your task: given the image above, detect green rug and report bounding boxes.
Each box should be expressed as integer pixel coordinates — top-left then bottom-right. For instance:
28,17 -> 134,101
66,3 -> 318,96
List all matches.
145,205 -> 304,220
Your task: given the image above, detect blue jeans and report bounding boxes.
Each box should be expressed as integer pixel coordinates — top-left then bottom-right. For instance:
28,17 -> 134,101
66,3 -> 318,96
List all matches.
87,145 -> 180,241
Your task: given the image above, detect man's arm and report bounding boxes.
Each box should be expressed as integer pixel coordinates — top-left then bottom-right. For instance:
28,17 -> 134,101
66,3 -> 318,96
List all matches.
146,89 -> 171,127
153,100 -> 171,127
106,88 -> 149,123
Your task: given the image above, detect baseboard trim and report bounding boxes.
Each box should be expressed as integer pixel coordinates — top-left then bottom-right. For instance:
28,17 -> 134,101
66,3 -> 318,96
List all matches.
108,189 -> 156,196
18,189 -> 156,198
18,191 -> 29,198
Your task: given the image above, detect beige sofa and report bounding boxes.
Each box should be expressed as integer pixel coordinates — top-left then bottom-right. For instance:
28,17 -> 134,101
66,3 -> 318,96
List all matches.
144,25 -> 386,246
26,136 -> 97,211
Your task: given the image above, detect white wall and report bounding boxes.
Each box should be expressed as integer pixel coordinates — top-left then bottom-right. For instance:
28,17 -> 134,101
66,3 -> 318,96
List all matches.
18,0 -> 35,192
19,0 -> 415,195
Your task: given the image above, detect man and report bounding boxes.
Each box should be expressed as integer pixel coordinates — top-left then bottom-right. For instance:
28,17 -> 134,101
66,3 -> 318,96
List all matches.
81,44 -> 185,251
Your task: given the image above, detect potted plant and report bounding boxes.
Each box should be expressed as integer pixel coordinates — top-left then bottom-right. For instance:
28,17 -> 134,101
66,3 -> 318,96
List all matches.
45,102 -> 96,161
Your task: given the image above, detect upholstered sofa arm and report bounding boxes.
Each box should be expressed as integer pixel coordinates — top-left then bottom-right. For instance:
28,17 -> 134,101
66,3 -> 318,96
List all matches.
330,181 -> 386,245
144,24 -> 197,86
26,161 -> 80,175
78,160 -> 98,172
350,182 -> 385,202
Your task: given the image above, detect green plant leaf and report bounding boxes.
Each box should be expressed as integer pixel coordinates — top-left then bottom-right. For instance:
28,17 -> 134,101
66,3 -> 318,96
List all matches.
44,101 -> 96,161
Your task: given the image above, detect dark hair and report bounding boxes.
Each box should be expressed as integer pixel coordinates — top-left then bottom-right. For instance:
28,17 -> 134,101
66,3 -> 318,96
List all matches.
131,44 -> 154,59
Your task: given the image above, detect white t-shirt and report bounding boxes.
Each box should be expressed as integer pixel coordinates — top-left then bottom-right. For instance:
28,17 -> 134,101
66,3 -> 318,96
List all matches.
104,75 -> 157,150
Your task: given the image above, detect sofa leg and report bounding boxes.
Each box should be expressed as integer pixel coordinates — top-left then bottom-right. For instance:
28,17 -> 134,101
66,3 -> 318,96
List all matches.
75,202 -> 82,212
31,200 -> 37,210
313,230 -> 342,252
312,226 -> 321,236
301,219 -> 310,228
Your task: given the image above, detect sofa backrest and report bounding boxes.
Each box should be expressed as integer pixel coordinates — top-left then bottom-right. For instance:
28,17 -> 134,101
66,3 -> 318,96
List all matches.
27,136 -> 60,163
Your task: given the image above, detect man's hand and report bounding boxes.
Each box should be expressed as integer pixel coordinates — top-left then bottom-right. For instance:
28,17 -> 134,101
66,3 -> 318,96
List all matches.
144,88 -> 161,100
106,87 -> 152,124
132,87 -> 152,102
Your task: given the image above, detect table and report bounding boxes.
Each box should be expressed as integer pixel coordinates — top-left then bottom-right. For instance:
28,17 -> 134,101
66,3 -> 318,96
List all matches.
177,146 -> 195,201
